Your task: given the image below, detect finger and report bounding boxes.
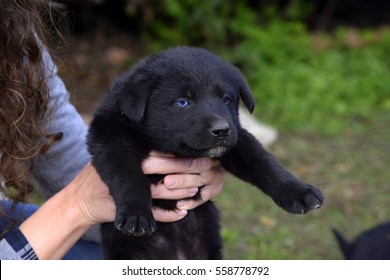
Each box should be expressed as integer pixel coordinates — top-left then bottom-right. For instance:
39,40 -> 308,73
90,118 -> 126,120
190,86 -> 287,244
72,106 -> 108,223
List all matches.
142,156 -> 218,175
152,206 -> 187,223
151,183 -> 199,199
201,181 -> 224,201
163,163 -> 225,190
176,179 -> 223,210
176,197 -> 205,211
163,173 -> 208,189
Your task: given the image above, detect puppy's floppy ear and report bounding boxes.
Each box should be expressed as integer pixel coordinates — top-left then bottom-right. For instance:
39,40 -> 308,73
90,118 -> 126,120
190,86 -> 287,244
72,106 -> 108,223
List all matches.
229,65 -> 255,113
117,71 -> 154,123
239,77 -> 255,114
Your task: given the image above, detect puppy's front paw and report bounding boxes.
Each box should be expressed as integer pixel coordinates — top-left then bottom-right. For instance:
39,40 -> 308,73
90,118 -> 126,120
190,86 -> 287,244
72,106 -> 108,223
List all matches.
276,182 -> 324,214
114,210 -> 156,236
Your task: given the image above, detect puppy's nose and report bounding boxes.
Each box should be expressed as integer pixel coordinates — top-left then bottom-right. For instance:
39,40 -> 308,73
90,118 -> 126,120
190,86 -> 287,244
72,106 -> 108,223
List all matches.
211,121 -> 230,138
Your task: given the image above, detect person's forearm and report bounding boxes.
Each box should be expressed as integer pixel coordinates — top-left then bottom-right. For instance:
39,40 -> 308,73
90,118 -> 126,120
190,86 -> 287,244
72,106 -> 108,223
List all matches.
19,184 -> 92,260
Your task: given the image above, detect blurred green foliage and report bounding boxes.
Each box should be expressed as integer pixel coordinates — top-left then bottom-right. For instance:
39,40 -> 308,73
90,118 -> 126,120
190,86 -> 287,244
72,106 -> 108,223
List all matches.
126,0 -> 390,135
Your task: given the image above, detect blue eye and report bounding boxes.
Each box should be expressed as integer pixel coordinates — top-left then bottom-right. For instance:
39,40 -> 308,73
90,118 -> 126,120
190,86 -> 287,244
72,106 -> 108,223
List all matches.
176,99 -> 189,108
223,96 -> 232,104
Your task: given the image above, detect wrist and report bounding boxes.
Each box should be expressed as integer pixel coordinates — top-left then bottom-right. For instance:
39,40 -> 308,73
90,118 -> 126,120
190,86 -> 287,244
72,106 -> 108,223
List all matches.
65,162 -> 113,225
19,186 -> 92,259
62,181 -> 96,228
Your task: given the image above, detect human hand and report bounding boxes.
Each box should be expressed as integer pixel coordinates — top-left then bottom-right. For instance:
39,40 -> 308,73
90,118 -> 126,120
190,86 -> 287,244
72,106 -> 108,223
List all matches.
72,154 -> 225,226
142,151 -> 225,222
69,162 -> 116,225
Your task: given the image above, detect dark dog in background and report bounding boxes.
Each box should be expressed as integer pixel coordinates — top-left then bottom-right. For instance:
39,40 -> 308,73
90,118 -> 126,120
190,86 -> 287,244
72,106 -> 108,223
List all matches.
87,46 -> 324,259
333,222 -> 390,259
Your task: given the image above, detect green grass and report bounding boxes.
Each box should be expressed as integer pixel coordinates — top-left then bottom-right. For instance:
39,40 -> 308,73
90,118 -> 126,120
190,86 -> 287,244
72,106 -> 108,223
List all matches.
217,113 -> 389,259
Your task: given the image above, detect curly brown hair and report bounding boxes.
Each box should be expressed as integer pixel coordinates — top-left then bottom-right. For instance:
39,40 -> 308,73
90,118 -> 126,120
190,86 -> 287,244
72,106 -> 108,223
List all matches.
0,0 -> 61,203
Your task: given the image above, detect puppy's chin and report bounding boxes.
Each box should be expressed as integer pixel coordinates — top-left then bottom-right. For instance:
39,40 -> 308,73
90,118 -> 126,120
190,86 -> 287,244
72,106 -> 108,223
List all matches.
192,146 -> 229,158
205,146 -> 229,158
177,143 -> 230,158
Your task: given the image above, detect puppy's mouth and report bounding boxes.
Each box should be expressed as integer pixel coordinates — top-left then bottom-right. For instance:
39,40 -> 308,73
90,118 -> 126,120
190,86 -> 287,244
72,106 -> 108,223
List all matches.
181,143 -> 230,158
204,146 -> 229,158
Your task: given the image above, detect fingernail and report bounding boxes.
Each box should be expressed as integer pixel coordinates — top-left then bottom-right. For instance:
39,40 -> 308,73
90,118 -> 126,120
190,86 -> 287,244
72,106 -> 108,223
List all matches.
178,209 -> 187,216
189,188 -> 199,195
177,200 -> 186,209
164,177 -> 176,187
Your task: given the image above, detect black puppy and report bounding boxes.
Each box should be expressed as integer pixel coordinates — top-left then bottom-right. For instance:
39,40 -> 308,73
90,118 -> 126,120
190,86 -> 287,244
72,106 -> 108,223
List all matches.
333,222 -> 390,259
87,46 -> 324,259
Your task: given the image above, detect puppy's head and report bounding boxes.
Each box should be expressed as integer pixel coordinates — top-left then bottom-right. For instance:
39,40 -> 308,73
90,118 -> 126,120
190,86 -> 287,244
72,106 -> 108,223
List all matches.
119,47 -> 255,158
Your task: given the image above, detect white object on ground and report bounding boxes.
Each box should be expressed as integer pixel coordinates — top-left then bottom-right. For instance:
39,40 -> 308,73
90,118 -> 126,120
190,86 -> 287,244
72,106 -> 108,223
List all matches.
239,108 -> 278,148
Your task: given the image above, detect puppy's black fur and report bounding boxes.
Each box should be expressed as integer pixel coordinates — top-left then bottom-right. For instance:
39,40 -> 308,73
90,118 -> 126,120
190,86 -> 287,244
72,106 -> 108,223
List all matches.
87,47 -> 324,259
333,222 -> 390,260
